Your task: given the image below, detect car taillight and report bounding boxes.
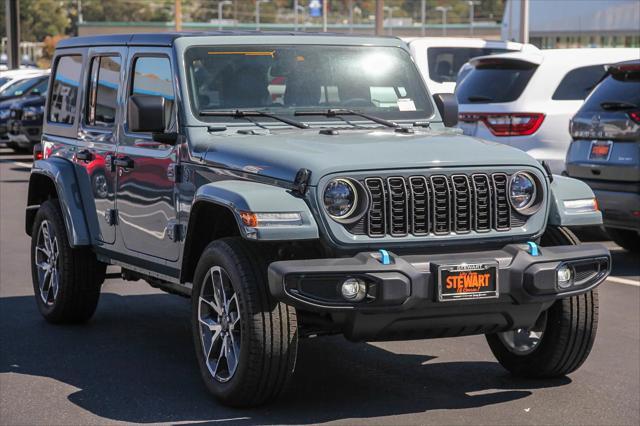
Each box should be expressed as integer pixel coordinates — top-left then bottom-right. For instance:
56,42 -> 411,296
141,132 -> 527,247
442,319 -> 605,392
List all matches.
33,143 -> 43,161
628,111 -> 640,124
458,113 -> 545,137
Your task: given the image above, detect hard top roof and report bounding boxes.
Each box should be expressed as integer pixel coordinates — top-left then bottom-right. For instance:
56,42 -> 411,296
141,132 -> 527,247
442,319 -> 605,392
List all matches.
57,31 -> 401,49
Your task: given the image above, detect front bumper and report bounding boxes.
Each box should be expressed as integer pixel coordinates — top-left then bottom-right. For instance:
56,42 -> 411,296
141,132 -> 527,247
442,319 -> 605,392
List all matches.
268,243 -> 610,341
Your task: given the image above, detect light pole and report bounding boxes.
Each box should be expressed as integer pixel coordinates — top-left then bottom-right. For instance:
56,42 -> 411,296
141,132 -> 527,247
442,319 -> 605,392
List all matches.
383,6 -> 397,36
467,1 -> 480,36
435,5 -> 451,36
294,2 -> 305,31
420,0 -> 426,36
256,0 -> 270,31
218,0 -> 232,30
519,0 -> 530,44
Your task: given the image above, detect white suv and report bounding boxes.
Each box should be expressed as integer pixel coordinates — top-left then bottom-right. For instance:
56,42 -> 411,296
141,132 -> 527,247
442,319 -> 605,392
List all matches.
404,37 -> 537,95
456,48 -> 640,174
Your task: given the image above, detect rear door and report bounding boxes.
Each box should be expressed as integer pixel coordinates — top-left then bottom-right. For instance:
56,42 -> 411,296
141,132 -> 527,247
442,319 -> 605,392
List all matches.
75,48 -> 126,244
115,48 -> 180,261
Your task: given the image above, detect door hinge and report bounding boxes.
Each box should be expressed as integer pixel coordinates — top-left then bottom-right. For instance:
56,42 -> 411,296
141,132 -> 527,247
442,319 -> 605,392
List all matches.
167,221 -> 183,242
105,209 -> 118,226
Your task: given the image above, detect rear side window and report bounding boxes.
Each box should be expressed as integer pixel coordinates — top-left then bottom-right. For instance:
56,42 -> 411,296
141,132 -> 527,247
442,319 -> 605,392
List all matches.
86,55 -> 121,127
456,60 -> 537,104
427,47 -> 510,83
552,65 -> 607,100
580,73 -> 640,113
49,55 -> 83,124
130,56 -> 175,130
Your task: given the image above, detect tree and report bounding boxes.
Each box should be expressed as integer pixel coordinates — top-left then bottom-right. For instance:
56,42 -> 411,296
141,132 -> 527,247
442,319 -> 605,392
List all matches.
19,0 -> 69,42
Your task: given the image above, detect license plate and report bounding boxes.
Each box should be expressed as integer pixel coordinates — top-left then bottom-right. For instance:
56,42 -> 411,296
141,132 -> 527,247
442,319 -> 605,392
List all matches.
438,262 -> 498,302
589,140 -> 612,161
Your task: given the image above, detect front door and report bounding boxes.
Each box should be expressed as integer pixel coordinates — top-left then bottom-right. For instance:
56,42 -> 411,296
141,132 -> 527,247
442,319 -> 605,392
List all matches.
76,49 -> 126,244
115,49 -> 180,261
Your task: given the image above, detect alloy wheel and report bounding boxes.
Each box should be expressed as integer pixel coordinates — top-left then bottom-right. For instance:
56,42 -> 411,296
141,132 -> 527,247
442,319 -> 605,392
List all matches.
34,220 -> 60,306
198,266 -> 242,383
497,312 -> 547,355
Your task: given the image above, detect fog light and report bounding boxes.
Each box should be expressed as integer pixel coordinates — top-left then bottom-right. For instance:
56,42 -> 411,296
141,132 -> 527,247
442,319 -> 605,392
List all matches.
341,278 -> 367,302
557,265 -> 573,289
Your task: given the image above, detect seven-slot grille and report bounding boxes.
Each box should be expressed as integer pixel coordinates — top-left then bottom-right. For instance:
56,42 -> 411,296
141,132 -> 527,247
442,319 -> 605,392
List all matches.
363,173 -> 513,237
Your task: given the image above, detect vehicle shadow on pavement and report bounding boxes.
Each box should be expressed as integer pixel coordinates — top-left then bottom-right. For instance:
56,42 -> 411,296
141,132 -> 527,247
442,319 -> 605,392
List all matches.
0,293 -> 571,424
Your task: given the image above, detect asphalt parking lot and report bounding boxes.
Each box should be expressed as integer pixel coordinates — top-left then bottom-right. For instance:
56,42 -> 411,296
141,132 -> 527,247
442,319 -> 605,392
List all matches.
0,147 -> 638,425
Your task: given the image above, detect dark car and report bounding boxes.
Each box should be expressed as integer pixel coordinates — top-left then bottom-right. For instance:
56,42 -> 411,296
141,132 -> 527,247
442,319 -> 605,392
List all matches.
6,93 -> 47,152
566,60 -> 640,252
0,75 -> 48,143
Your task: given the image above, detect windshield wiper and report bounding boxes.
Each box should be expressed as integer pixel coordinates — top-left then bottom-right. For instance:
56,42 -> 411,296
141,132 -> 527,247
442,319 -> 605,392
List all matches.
466,95 -> 494,103
599,101 -> 638,111
200,109 -> 309,129
294,109 -> 399,128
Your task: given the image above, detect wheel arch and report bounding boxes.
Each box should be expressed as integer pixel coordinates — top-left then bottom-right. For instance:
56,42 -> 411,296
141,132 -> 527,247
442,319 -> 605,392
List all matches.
26,158 -> 92,247
179,180 -> 319,284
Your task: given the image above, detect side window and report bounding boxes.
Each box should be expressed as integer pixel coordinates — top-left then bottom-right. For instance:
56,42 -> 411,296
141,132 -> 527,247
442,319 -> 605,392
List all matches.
130,56 -> 175,131
552,65 -> 607,101
86,55 -> 121,128
49,55 -> 83,124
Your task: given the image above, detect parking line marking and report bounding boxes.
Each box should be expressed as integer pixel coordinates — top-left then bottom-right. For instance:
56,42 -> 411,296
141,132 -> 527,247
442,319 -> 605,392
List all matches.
607,276 -> 640,287
13,161 -> 32,168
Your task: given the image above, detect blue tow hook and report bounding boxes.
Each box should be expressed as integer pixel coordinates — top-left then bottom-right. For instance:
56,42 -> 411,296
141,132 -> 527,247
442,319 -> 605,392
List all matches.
378,249 -> 392,265
527,241 -> 540,256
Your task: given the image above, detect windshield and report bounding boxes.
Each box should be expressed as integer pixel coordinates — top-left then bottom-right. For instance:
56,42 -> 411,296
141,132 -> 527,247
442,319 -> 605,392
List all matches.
185,45 -> 433,124
427,47 -> 512,83
0,76 -> 42,97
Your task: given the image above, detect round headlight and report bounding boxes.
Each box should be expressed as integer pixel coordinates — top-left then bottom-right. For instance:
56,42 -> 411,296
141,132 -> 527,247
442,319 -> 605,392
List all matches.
509,172 -> 537,212
324,178 -> 358,219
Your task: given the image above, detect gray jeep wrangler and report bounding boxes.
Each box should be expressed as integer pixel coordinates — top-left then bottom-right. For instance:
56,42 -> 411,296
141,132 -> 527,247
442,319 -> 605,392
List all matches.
27,33 -> 610,407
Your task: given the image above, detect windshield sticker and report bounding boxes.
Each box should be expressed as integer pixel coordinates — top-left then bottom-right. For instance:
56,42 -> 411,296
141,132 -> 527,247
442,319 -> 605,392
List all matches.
397,98 -> 416,111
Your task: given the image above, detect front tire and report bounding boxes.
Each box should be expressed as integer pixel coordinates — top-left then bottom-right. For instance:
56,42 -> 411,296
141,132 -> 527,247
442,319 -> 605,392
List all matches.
486,226 -> 599,378
30,199 -> 106,323
191,237 -> 298,407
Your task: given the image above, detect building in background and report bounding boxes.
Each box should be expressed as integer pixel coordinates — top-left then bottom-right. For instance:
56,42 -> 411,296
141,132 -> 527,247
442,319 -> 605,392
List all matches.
502,0 -> 640,48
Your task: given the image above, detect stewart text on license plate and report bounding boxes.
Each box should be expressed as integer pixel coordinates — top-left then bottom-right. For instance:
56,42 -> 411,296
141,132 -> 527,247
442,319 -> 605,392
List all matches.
438,262 -> 498,302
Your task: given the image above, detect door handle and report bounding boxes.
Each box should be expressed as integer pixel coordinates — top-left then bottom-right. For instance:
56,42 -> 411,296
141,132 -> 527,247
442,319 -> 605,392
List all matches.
113,156 -> 134,169
76,149 -> 93,161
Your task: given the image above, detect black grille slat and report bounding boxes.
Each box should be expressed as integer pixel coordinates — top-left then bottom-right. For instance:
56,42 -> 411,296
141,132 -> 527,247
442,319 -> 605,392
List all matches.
451,175 -> 472,233
387,177 -> 409,236
409,176 -> 429,235
364,178 -> 386,237
492,173 -> 511,230
472,174 -> 492,232
430,175 -> 451,235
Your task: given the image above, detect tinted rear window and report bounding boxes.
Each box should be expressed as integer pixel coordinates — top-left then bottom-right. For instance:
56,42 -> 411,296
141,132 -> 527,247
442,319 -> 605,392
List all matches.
580,73 -> 640,113
456,60 -> 537,104
552,64 -> 607,100
427,47 -> 511,83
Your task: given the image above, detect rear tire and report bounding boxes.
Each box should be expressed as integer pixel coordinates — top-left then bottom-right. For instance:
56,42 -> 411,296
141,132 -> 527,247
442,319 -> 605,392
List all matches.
30,199 -> 106,323
486,226 -> 599,378
191,237 -> 298,407
606,227 -> 639,252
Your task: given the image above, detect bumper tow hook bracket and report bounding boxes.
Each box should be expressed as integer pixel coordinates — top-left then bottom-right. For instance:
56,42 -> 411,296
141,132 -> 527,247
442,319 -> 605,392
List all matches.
378,249 -> 392,265
527,241 -> 540,256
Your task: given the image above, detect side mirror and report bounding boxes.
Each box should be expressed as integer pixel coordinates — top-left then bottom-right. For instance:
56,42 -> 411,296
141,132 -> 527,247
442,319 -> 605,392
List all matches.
128,94 -> 166,133
433,93 -> 459,128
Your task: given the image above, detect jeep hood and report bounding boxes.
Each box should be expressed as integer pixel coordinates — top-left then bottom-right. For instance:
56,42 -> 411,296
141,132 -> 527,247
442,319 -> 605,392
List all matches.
190,126 -> 543,185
